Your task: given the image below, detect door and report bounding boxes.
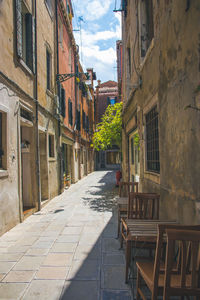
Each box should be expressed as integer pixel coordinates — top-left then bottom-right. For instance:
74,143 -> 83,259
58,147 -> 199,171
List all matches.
129,131 -> 140,183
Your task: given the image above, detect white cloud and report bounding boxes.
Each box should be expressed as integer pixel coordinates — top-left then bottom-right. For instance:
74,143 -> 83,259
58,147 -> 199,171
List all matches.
73,0 -> 112,22
72,0 -> 121,82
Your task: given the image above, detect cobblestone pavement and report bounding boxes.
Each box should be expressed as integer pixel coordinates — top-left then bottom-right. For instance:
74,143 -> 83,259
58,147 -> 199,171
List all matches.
0,171 -> 133,300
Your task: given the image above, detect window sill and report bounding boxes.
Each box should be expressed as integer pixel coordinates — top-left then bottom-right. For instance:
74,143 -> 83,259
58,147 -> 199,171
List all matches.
144,170 -> 160,184
0,170 -> 8,178
19,59 -> 34,77
48,157 -> 56,162
46,89 -> 54,99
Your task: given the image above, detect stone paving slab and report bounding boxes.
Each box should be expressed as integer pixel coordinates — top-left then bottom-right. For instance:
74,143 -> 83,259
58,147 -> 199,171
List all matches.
0,171 -> 133,300
22,279 -> 64,300
61,280 -> 99,300
0,282 -> 28,299
2,270 -> 36,283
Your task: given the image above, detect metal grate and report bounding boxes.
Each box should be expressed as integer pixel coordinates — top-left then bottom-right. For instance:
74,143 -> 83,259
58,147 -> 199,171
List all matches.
146,106 -> 160,173
0,112 -> 2,168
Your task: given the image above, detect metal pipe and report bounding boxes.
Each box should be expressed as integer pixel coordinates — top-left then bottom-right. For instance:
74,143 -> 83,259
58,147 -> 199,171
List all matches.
34,0 -> 41,211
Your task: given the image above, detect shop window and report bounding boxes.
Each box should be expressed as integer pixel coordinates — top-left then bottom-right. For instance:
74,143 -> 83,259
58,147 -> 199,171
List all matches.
15,0 -> 35,72
140,0 -> 154,58
0,111 -> 7,170
48,134 -> 55,158
145,106 -> 160,173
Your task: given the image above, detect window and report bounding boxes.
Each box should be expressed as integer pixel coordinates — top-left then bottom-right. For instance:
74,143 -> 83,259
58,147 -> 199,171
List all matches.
127,46 -> 131,76
61,88 -> 66,118
58,16 -> 63,45
131,138 -> 134,164
145,106 -> 160,173
15,0 -> 35,72
68,98 -> 73,125
45,0 -> 53,15
76,110 -> 80,131
46,48 -> 51,91
48,134 -> 55,158
140,0 -> 154,58
82,110 -> 85,129
0,111 -> 7,169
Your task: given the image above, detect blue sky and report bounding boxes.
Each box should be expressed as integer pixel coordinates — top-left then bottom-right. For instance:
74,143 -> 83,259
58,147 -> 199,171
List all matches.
72,0 -> 122,84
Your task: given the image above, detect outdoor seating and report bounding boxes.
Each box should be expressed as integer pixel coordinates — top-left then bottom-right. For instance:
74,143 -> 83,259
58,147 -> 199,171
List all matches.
117,181 -> 138,237
136,224 -> 200,299
120,192 -> 160,282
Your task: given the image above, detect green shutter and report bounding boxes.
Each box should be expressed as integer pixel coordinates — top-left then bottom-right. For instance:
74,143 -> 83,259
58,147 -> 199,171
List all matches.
57,82 -> 62,114
25,13 -> 33,70
71,101 -> 73,125
15,0 -> 22,58
61,88 -> 66,118
32,17 -> 36,73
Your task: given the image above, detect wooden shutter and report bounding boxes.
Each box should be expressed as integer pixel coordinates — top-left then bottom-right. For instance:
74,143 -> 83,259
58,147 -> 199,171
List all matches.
68,98 -> 72,125
15,0 -> 22,58
107,97 -> 110,106
61,88 -> 66,118
57,82 -> 62,114
71,101 -> 73,125
25,13 -> 33,70
32,17 -> 36,73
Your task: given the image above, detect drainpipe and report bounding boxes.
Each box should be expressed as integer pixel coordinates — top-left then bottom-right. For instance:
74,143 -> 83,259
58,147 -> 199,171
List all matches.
34,0 -> 41,211
55,0 -> 62,194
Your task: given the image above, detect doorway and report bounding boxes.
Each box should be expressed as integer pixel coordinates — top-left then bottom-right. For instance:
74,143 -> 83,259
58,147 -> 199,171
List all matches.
39,132 -> 49,201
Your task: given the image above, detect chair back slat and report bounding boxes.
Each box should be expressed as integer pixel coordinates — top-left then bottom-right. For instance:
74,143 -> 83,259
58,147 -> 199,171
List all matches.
164,227 -> 200,298
119,181 -> 138,197
128,192 -> 160,219
152,225 -> 200,299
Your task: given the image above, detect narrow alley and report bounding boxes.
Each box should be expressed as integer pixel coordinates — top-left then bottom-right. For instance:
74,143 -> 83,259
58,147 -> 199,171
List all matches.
0,171 -> 132,300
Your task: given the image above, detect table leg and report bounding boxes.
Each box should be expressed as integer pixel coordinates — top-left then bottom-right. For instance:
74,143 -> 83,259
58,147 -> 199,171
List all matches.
125,240 -> 131,283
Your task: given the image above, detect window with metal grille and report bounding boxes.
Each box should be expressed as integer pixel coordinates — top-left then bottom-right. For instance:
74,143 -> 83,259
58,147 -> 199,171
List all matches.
15,0 -> 35,72
145,106 -> 160,173
140,0 -> 154,58
48,134 -> 55,158
0,112 -> 3,168
46,49 -> 51,90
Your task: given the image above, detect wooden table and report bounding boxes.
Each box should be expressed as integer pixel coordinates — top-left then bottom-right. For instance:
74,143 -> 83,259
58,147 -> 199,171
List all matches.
123,219 -> 178,283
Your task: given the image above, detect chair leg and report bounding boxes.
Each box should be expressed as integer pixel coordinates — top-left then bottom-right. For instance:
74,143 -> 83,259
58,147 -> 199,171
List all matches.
136,267 -> 141,300
117,210 -> 120,239
120,222 -> 124,249
125,240 -> 131,283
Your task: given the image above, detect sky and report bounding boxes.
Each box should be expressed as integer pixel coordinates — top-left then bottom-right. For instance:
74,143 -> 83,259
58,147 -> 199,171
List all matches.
71,0 -> 122,85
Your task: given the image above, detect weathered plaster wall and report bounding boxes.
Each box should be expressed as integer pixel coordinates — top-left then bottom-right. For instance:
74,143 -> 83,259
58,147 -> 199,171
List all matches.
0,84 -> 20,235
122,0 -> 200,224
0,1 -> 34,97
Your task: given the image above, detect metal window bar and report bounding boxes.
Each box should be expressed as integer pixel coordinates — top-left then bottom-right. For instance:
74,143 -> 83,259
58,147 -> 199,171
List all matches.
46,49 -> 51,90
146,106 -> 160,173
0,112 -> 2,168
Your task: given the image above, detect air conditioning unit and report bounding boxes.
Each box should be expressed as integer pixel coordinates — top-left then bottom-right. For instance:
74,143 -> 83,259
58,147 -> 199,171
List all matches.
54,95 -> 60,115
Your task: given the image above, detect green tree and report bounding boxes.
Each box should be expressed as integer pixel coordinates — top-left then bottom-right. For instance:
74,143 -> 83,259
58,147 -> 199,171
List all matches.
91,102 -> 123,151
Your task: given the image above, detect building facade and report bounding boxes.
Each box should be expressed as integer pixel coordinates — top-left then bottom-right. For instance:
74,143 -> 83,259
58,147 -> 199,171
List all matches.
0,0 -> 95,236
121,0 -> 200,223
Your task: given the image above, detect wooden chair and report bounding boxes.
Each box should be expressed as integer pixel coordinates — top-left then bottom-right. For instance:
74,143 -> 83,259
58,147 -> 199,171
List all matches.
136,224 -> 200,300
120,192 -> 160,282
117,182 -> 138,237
